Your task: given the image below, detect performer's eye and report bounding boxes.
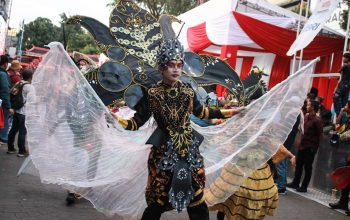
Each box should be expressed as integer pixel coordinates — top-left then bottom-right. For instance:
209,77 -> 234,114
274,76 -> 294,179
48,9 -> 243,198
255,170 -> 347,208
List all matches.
166,62 -> 183,69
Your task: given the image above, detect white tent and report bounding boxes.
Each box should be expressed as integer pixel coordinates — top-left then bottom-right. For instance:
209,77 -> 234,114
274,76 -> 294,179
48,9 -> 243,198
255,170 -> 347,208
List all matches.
173,0 -> 343,84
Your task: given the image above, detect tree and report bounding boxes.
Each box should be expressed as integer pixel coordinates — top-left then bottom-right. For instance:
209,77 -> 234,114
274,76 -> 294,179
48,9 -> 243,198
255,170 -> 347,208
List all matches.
59,13 -> 101,54
340,0 -> 350,31
21,17 -> 60,50
18,14 -> 100,55
108,0 -> 208,19
291,1 -> 312,18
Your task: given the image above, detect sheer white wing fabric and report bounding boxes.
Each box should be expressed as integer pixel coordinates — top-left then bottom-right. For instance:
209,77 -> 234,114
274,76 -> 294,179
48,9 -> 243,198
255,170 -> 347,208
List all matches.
23,42 -> 316,218
197,60 -> 315,205
24,43 -> 154,218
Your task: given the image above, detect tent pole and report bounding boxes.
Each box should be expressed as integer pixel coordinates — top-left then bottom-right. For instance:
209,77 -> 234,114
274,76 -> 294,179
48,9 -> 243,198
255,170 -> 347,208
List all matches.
343,5 -> 350,53
298,0 -> 311,70
291,0 -> 304,74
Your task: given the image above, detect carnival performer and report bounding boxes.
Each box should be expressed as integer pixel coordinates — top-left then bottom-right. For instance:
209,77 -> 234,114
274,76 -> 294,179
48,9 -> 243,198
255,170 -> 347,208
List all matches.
112,39 -> 243,220
21,2 -> 316,218
213,145 -> 296,220
47,59 -> 103,206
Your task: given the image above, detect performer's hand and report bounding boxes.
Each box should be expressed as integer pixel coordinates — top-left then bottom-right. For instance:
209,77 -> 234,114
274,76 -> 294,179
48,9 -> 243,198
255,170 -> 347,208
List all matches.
231,107 -> 245,116
290,156 -> 296,167
110,111 -> 119,121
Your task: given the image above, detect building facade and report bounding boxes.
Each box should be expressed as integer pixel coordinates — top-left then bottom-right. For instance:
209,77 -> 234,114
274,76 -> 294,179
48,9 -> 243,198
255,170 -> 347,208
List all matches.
0,0 -> 11,54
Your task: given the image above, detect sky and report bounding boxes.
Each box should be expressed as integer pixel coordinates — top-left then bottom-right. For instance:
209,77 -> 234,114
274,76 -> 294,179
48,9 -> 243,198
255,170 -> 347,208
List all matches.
9,0 -> 112,29
7,0 -> 344,35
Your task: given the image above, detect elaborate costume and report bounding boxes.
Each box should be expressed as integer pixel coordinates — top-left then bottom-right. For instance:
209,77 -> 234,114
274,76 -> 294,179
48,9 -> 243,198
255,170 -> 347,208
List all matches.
116,39 -> 235,218
212,145 -> 294,220
20,1 -> 318,219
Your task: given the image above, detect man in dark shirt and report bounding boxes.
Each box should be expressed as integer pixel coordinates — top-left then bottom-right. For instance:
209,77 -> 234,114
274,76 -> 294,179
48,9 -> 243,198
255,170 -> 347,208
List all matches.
333,53 -> 350,115
0,55 -> 14,144
287,100 -> 323,192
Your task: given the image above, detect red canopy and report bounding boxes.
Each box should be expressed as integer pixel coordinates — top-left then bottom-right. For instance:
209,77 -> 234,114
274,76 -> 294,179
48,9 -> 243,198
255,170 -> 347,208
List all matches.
233,12 -> 344,59
187,12 -> 344,59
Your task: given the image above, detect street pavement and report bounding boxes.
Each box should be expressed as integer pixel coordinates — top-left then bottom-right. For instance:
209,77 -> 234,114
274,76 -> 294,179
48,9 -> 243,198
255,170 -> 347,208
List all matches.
0,144 -> 349,220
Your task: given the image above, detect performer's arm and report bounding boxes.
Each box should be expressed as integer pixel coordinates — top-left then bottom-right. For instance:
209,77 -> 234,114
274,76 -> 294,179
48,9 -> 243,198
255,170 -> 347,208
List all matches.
192,92 -> 243,120
272,145 -> 296,167
114,95 -> 151,131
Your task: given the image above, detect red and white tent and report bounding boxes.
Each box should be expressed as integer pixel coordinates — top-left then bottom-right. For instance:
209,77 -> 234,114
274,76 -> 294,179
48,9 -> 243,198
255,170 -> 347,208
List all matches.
174,0 -> 344,108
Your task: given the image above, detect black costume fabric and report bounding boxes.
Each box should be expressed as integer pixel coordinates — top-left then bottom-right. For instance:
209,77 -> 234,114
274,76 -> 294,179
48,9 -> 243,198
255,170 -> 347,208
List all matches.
122,80 -> 226,213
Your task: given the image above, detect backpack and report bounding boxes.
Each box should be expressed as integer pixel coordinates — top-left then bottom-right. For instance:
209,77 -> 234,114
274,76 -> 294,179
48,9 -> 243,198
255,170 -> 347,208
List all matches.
8,71 -> 21,87
10,82 -> 29,110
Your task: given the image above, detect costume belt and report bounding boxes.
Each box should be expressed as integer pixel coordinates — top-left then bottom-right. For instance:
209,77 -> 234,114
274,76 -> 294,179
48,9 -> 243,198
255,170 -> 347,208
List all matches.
159,137 -> 203,212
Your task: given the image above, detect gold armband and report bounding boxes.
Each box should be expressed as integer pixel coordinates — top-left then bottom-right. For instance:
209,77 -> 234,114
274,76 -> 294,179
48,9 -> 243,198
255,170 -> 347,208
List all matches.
199,106 -> 209,119
220,109 -> 233,118
118,118 -> 128,129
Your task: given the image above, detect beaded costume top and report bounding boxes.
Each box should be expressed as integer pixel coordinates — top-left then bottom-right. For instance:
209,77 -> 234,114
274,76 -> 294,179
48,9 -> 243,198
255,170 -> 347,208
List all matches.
149,81 -> 196,157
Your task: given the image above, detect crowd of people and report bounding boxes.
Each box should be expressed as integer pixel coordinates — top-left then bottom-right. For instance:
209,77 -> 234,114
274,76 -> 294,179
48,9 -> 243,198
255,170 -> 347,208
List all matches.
0,55 -> 33,157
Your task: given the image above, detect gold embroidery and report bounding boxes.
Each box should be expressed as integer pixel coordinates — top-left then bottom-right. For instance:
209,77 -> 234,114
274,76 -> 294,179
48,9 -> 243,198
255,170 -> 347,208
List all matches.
109,0 -> 163,67
148,81 -> 195,156
156,199 -> 164,206
194,189 -> 203,197
198,105 -> 205,119
203,108 -> 209,119
131,118 -> 138,130
188,195 -> 206,207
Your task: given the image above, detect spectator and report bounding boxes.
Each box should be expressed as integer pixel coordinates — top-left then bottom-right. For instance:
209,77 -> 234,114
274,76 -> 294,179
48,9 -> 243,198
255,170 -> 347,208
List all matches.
342,51 -> 350,65
0,55 -> 14,144
8,60 -> 22,87
307,87 -> 318,100
315,96 -> 332,132
335,101 -> 350,142
275,114 -> 302,194
329,156 -> 350,216
287,100 -> 323,192
7,69 -> 34,157
333,53 -> 350,116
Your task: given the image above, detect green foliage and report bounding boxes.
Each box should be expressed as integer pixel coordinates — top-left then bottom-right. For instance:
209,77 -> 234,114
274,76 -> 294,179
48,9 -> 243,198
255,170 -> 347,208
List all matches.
65,30 -> 100,54
291,4 -> 312,18
164,0 -> 201,16
22,17 -> 60,49
60,13 -> 101,54
341,0 -> 350,31
19,14 -> 100,54
108,0 -> 208,19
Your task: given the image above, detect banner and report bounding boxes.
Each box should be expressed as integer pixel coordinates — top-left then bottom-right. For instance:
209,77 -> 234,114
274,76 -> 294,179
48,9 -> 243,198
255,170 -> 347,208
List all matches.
287,0 -> 341,56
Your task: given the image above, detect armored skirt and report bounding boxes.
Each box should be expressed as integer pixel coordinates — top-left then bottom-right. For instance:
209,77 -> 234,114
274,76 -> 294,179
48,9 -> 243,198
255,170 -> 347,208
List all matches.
209,163 -> 278,220
146,144 -> 206,210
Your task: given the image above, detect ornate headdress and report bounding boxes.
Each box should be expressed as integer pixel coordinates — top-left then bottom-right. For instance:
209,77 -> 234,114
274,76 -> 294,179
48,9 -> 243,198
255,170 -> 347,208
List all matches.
157,39 -> 184,66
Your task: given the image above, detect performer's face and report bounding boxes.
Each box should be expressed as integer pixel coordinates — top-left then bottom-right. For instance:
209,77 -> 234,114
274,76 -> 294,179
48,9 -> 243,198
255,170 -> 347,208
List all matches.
343,57 -> 349,65
162,60 -> 183,86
